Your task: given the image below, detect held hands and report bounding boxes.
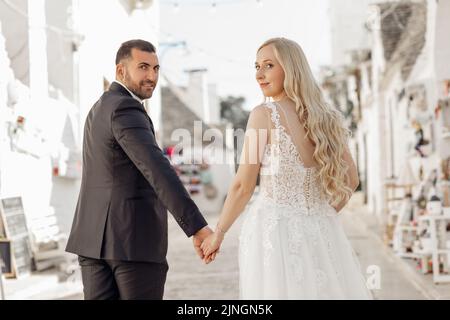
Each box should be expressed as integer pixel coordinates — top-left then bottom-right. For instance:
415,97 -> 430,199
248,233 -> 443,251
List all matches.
192,224 -> 226,264
192,226 -> 213,260
200,229 -> 225,264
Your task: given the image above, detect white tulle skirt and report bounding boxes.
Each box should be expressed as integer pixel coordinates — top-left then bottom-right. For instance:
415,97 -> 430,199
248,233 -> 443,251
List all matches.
238,196 -> 373,300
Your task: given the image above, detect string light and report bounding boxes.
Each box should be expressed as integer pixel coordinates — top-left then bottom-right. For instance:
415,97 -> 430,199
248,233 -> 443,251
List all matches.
161,0 -> 266,12
135,0 -> 144,9
172,2 -> 180,13
210,2 -> 217,14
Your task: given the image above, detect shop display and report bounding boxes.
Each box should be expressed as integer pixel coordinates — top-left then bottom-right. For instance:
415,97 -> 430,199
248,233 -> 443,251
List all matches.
417,214 -> 450,283
164,147 -> 218,199
386,154 -> 450,283
412,120 -> 429,158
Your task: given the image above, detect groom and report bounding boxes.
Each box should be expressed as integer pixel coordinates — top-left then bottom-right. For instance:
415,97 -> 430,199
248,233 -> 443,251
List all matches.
66,39 -> 212,300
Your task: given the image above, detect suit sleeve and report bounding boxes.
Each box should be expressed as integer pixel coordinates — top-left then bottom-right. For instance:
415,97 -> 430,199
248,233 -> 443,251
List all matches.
111,100 -> 207,237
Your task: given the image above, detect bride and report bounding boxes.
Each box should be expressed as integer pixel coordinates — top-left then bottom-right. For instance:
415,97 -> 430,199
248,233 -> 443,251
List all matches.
200,37 -> 373,300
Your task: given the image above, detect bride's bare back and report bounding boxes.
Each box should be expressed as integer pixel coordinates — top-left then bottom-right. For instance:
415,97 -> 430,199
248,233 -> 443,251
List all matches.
268,100 -> 319,169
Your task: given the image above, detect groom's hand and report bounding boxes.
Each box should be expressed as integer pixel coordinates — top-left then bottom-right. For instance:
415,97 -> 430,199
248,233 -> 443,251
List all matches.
192,226 -> 213,259
200,231 -> 223,264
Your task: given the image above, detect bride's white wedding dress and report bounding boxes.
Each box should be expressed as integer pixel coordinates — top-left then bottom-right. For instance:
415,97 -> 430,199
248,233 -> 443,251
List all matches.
238,102 -> 373,300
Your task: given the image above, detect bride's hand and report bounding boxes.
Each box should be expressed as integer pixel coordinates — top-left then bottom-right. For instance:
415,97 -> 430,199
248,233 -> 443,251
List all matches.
204,251 -> 218,264
200,231 -> 224,263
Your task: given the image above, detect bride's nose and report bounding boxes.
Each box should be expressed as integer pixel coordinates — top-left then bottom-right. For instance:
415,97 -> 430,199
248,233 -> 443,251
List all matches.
256,69 -> 264,80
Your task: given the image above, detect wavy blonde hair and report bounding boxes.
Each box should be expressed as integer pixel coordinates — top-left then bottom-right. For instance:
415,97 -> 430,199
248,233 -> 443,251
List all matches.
258,37 -> 353,206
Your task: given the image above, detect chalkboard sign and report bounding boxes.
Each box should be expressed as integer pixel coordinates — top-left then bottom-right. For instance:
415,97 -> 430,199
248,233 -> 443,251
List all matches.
0,197 -> 33,278
0,239 -> 13,277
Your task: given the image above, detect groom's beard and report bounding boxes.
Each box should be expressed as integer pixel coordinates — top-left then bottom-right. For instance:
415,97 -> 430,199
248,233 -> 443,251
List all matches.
124,74 -> 156,100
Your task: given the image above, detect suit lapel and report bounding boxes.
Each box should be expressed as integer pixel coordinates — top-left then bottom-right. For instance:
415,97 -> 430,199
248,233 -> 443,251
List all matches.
147,114 -> 155,136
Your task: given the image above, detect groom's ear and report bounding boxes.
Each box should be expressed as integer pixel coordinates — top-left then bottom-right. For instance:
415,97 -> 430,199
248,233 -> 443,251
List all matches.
116,63 -> 124,80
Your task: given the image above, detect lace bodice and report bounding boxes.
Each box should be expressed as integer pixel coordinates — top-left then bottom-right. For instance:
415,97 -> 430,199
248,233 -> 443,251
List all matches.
258,102 -> 332,215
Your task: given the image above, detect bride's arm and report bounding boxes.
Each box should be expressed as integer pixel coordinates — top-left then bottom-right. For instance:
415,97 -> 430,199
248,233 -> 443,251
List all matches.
332,145 -> 360,213
216,106 -> 270,232
201,106 -> 270,258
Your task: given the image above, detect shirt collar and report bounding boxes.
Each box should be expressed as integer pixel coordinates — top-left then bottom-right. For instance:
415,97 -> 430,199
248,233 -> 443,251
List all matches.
113,80 -> 144,104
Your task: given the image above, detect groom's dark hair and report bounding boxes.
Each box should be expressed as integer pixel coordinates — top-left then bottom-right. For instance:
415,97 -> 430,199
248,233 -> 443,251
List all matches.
115,39 -> 156,65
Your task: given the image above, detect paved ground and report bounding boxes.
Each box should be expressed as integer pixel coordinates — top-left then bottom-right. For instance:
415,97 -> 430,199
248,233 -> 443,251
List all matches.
342,195 -> 427,299
164,207 -> 242,300
344,193 -> 450,300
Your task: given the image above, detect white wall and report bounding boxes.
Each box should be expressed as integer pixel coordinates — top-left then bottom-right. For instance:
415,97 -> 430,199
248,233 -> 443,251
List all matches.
365,14 -> 391,221
208,83 -> 220,124
363,98 -> 385,221
50,177 -> 81,234
434,0 -> 450,81
0,0 -> 30,86
45,0 -> 75,102
329,0 -> 374,66
185,69 -> 209,121
28,0 -> 49,100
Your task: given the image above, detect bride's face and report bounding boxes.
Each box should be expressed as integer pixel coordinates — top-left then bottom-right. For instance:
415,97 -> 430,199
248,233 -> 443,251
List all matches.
255,44 -> 285,100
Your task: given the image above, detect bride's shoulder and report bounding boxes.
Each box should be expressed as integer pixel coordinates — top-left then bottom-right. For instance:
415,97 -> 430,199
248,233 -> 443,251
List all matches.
247,103 -> 273,129
250,102 -> 273,115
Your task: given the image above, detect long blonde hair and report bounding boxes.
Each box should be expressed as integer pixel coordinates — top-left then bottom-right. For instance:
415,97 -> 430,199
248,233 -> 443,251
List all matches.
258,37 -> 353,206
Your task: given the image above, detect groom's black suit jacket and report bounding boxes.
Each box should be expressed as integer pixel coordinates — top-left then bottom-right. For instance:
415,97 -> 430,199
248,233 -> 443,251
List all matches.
66,82 -> 207,263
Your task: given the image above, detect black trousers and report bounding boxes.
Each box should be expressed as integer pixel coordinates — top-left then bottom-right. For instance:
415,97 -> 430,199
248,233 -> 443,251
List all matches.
78,256 -> 168,300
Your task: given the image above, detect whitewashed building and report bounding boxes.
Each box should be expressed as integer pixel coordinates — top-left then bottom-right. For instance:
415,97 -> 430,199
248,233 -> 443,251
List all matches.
328,0 -> 376,67
0,0 -> 160,269
323,0 -> 450,231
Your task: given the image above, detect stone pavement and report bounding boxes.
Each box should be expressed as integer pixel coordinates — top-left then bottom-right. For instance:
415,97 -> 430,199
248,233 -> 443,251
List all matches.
164,208 -> 241,300
344,193 -> 450,300
343,196 -> 426,299
2,267 -> 82,300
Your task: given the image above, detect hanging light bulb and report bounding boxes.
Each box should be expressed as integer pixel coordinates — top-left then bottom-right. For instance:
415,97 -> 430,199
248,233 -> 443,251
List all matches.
182,45 -> 191,57
165,34 -> 174,42
172,2 -> 180,13
210,2 -> 217,14
135,0 -> 144,9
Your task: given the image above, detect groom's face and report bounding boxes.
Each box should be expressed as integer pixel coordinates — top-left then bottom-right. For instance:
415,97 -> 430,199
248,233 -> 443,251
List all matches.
118,48 -> 160,100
